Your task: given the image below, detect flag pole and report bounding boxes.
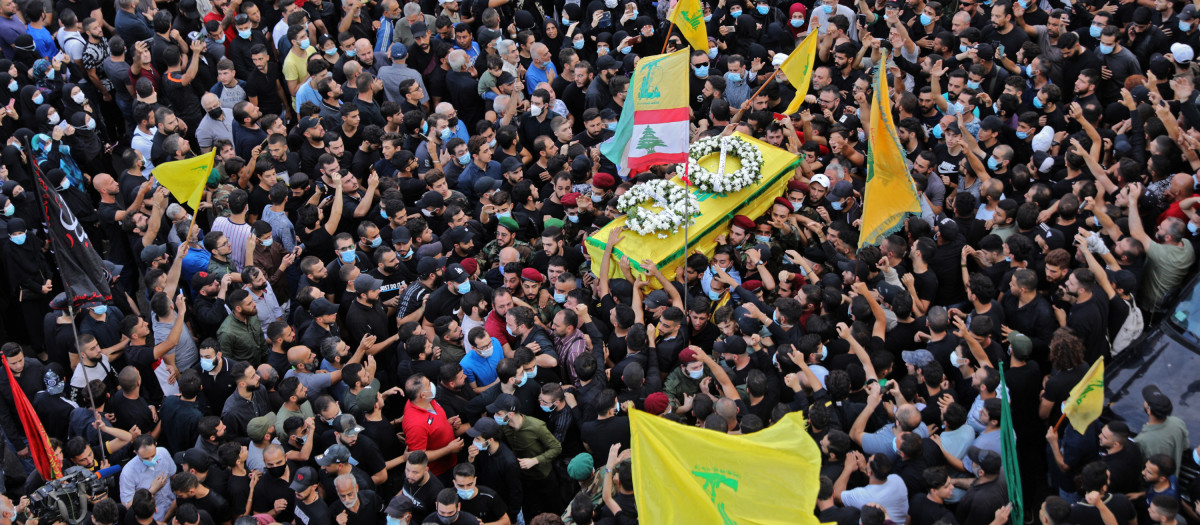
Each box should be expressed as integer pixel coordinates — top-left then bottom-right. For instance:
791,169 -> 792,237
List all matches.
661,22 -> 676,54
747,70 -> 779,105
68,305 -> 106,464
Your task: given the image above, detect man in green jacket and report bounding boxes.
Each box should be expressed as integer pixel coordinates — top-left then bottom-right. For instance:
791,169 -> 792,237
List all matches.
217,288 -> 268,365
489,393 -> 562,519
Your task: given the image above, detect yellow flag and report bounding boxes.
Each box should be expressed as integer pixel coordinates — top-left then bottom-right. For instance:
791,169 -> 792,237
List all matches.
153,151 -> 215,213
631,409 -> 823,524
782,30 -> 819,114
668,0 -> 708,52
859,53 -> 922,248
1063,358 -> 1104,434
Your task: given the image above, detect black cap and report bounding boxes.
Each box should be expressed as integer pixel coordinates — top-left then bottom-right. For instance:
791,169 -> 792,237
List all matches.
474,176 -> 503,195
967,447 -> 1002,474
597,54 -> 618,71
466,417 -> 500,439
417,257 -> 446,276
443,226 -> 475,246
391,226 -> 411,245
289,466 -> 320,491
418,191 -> 445,209
310,297 -> 338,317
410,21 -> 428,37
1133,6 -> 1152,24
486,393 -> 519,414
501,156 -> 523,173
445,263 -> 469,284
1143,385 -> 1173,417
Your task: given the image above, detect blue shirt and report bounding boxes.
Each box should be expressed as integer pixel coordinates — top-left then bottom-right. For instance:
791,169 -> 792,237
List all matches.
455,41 -> 480,61
296,80 -> 322,114
27,25 -> 57,58
525,61 -> 557,95
119,448 -> 177,521
261,206 -> 297,252
455,159 -> 501,199
460,339 -> 504,386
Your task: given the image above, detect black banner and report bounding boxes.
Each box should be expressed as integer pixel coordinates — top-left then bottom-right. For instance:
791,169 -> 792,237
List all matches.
30,152 -> 112,308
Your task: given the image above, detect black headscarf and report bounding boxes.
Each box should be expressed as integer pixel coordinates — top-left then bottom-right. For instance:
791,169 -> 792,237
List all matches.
65,111 -> 101,163
16,86 -> 40,129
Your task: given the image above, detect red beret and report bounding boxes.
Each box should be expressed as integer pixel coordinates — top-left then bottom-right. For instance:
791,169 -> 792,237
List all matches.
459,257 -> 478,276
773,197 -> 793,210
787,179 -> 809,193
644,392 -> 670,415
679,348 -> 700,364
731,215 -> 755,232
593,172 -> 617,189
742,279 -> 763,291
561,192 -> 581,207
520,267 -> 545,282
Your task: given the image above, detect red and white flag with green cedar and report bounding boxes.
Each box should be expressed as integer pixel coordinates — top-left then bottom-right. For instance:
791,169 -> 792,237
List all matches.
601,49 -> 691,178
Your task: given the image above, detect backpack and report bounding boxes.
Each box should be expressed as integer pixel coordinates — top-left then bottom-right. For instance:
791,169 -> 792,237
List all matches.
1112,296 -> 1144,357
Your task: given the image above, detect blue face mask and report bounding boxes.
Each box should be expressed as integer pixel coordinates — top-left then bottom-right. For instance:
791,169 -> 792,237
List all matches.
1099,44 -> 1114,54
1016,130 -> 1029,139
891,438 -> 900,455
820,345 -> 828,360
261,237 -> 274,247
607,122 -> 617,130
46,70 -> 54,80
92,305 -> 108,315
141,457 -> 158,468
791,18 -> 804,27
456,488 -> 473,500
694,65 -> 709,77
562,17 -> 570,25
707,289 -> 722,301
725,71 -> 743,83
457,281 -> 471,294
708,48 -> 718,59
496,211 -> 512,219
920,13 -> 933,25
200,357 -> 216,372
1190,222 -> 1199,234
325,47 -> 337,55
573,39 -> 585,49
404,249 -> 413,258
620,45 -> 632,54
506,325 -> 515,336
631,10 -> 639,18
831,200 -> 844,211
1032,96 -> 1044,109
730,9 -> 741,18
823,4 -> 834,13
488,138 -> 496,149
346,49 -> 357,57
299,38 -> 311,49
987,156 -> 1001,170
1017,0 -> 1029,7
757,5 -> 769,14
386,517 -> 404,525
421,121 -> 429,135
755,235 -> 771,243
475,441 -> 488,451
340,250 -> 356,263
1090,25 -> 1103,38
494,414 -> 508,425
688,368 -> 704,380
1024,64 -> 1036,77
440,127 -> 453,141
380,208 -> 389,219
704,14 -> 712,21
540,404 -> 553,413
960,44 -> 969,53
967,80 -> 981,90
239,28 -> 251,39
7,80 -> 15,92
457,152 -> 471,164
931,124 -> 943,138
553,292 -> 566,303
1180,20 -> 1192,32
32,93 -> 43,105
567,214 -> 579,223
10,232 -> 26,245
369,237 -> 382,248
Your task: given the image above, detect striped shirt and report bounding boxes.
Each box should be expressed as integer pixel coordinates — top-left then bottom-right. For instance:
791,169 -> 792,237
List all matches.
212,216 -> 253,272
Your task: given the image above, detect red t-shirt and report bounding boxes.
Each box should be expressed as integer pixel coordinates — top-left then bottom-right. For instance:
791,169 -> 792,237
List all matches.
401,399 -> 456,475
485,310 -> 516,347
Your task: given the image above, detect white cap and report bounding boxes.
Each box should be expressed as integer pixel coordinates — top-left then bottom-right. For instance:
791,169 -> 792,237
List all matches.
772,53 -> 788,67
810,174 -> 831,189
1171,42 -> 1194,63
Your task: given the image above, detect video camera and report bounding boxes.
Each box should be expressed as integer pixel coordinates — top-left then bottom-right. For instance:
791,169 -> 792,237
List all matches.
28,465 -> 120,525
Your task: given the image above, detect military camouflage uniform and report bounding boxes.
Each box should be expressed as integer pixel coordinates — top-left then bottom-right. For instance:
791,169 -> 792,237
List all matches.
480,239 -> 533,269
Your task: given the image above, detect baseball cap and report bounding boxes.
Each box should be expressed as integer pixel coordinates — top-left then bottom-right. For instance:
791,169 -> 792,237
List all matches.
247,416 -> 274,441
474,176 -> 502,195
390,42 -> 408,60
1143,385 -> 1173,417
597,54 -> 618,71
297,116 -> 320,132
181,449 -> 210,471
466,417 -> 500,440
289,466 -> 320,491
385,495 -> 416,518
310,297 -> 338,317
1181,4 -> 1196,20
443,226 -> 476,246
315,443 -> 359,466
715,335 -> 747,356
810,174 -> 831,189
496,71 -> 516,85
967,447 -> 1002,474
417,257 -> 445,276
980,115 -> 1005,132
191,271 -> 218,291
1008,332 -> 1033,360
902,349 -> 935,367
140,244 -> 167,265
353,274 -> 382,293
416,241 -> 443,258
975,43 -> 994,60
410,21 -> 428,37
445,263 -> 469,284
418,191 -> 445,209
391,226 -> 411,245
1171,42 -> 1194,63
356,385 -> 380,412
830,180 -> 854,200
333,414 -> 364,438
643,289 -> 671,309
43,368 -> 65,395
501,156 -> 523,173
486,393 -> 520,415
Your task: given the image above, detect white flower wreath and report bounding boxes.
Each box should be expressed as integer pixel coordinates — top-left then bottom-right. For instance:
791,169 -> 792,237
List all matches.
616,179 -> 702,239
676,135 -> 765,194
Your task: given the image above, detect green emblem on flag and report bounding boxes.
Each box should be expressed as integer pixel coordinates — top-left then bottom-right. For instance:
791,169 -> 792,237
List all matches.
637,126 -> 667,154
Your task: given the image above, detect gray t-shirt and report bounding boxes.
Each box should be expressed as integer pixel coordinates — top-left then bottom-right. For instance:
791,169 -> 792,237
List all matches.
196,109 -> 235,149
153,314 -> 199,371
100,58 -> 132,103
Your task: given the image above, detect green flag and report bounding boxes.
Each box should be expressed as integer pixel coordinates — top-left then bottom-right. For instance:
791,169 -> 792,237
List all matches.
999,363 -> 1023,524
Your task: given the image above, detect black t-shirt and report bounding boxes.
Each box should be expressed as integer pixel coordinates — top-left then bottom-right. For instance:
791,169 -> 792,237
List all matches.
911,270 -> 938,305
110,391 -> 156,436
1069,494 -> 1136,524
581,416 -> 631,458
1101,442 -> 1146,495
908,494 -> 956,525
179,490 -> 231,525
123,344 -> 165,404
458,487 -> 508,523
329,490 -> 385,525
346,435 -> 388,478
402,474 -> 445,523
250,475 -> 295,522
163,71 -> 204,124
246,64 -> 286,116
295,495 -> 333,525
817,505 -> 861,525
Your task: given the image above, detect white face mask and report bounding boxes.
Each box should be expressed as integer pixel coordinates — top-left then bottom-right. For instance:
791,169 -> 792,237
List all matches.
72,91 -> 86,104
47,112 -> 60,125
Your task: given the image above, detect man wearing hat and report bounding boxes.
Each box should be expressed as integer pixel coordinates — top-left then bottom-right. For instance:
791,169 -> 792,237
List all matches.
718,214 -> 757,254
328,414 -> 390,487
346,273 -> 401,359
316,443 -> 376,496
955,447 -> 1008,523
424,262 -> 491,327
480,216 -> 530,271
664,346 -> 729,411
291,465 -> 333,525
464,417 -> 522,520
379,41 -> 426,105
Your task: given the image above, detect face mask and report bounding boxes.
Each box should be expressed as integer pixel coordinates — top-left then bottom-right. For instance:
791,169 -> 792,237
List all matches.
421,208 -> 434,217
47,113 -> 60,125
694,65 -> 709,77
478,345 -> 493,358
325,47 -> 338,55
488,138 -> 496,149
820,345 -> 828,361
1089,25 -> 1103,38
200,357 -> 216,371
725,71 -> 743,83
920,13 -> 933,25
708,48 -> 718,59
1024,64 -> 1036,77
632,10 -> 640,18
607,122 -> 617,130
46,70 -> 55,80
553,292 -> 566,303
299,38 -> 311,49
346,49 -> 357,58
10,233 -> 25,245
386,517 -> 406,525
1180,20 -> 1191,31
591,193 -> 604,203
620,45 -> 632,54
987,156 -> 1000,170
457,152 -> 471,164
457,281 -> 471,294
527,367 -> 538,379
2,204 -> 11,217
1017,0 -> 1029,7
421,121 -> 429,135
831,200 -> 844,211
891,438 -> 900,454
340,250 -> 356,263
1016,130 -> 1029,139
573,39 -> 585,49
707,289 -> 721,301
540,404 -> 553,413
931,124 -> 943,138
530,104 -> 543,117
1189,222 -> 1199,234
757,5 -> 769,14
428,384 -> 437,398
1032,96 -> 1044,109
71,91 -> 86,104
1099,43 -> 1114,54
993,102 -> 1000,113
456,487 -> 475,501
32,93 -> 43,105
562,16 -> 570,25
791,18 -> 804,27
7,80 -> 15,92
59,177 -> 70,190
823,4 -> 834,13
440,127 -> 453,141
952,102 -> 964,115
494,414 -> 508,425
730,9 -> 741,17
239,28 -> 251,39
437,513 -> 458,525
966,79 -> 981,89
959,44 -> 969,53
687,368 -> 703,380
705,13 -> 713,21
141,457 -> 158,468
1194,449 -> 1200,466
755,234 -> 771,244
265,464 -> 288,478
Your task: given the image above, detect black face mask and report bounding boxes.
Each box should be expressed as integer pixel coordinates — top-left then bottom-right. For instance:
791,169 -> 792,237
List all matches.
447,117 -> 459,128
265,465 -> 287,478
208,108 -> 223,120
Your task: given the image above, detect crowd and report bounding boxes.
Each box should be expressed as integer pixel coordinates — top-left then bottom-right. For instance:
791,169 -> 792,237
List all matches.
0,0 -> 1198,522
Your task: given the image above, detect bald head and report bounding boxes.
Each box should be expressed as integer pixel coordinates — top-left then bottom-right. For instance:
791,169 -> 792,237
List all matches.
499,247 -> 520,265
1170,173 -> 1194,198
714,397 -> 738,422
287,346 -> 314,368
897,404 -> 922,431
256,363 -> 278,383
201,93 -> 220,112
355,39 -> 372,56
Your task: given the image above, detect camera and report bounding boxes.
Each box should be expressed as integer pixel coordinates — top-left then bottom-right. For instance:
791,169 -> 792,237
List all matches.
28,465 -> 120,525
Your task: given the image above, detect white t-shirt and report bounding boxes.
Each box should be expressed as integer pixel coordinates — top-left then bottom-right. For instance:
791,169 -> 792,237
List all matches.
71,354 -> 115,388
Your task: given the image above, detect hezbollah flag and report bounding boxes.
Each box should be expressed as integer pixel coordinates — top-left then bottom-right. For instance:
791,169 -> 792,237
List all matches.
601,49 -> 691,178
781,30 -> 819,114
2,355 -> 62,480
1063,358 -> 1104,433
859,52 -> 922,249
631,409 -> 822,524
668,0 -> 708,52
154,151 -> 216,213
999,363 -> 1024,525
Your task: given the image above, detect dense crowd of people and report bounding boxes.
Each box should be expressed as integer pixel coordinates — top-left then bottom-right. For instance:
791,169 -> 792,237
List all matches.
0,0 -> 1198,522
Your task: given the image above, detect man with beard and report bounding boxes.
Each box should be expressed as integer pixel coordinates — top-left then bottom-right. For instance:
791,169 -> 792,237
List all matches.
217,289 -> 268,365
220,360 -> 272,437
571,108 -> 616,174
344,275 -> 400,380
251,445 -> 296,522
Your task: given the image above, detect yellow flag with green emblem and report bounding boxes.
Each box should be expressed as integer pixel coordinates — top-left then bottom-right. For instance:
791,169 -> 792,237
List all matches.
1063,358 -> 1104,434
782,30 -> 819,114
631,409 -> 823,524
152,151 -> 215,212
668,0 -> 708,52
859,53 -> 922,249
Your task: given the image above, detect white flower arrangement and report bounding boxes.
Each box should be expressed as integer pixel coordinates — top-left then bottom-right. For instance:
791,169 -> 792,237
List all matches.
616,179 -> 702,238
676,135 -> 765,194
